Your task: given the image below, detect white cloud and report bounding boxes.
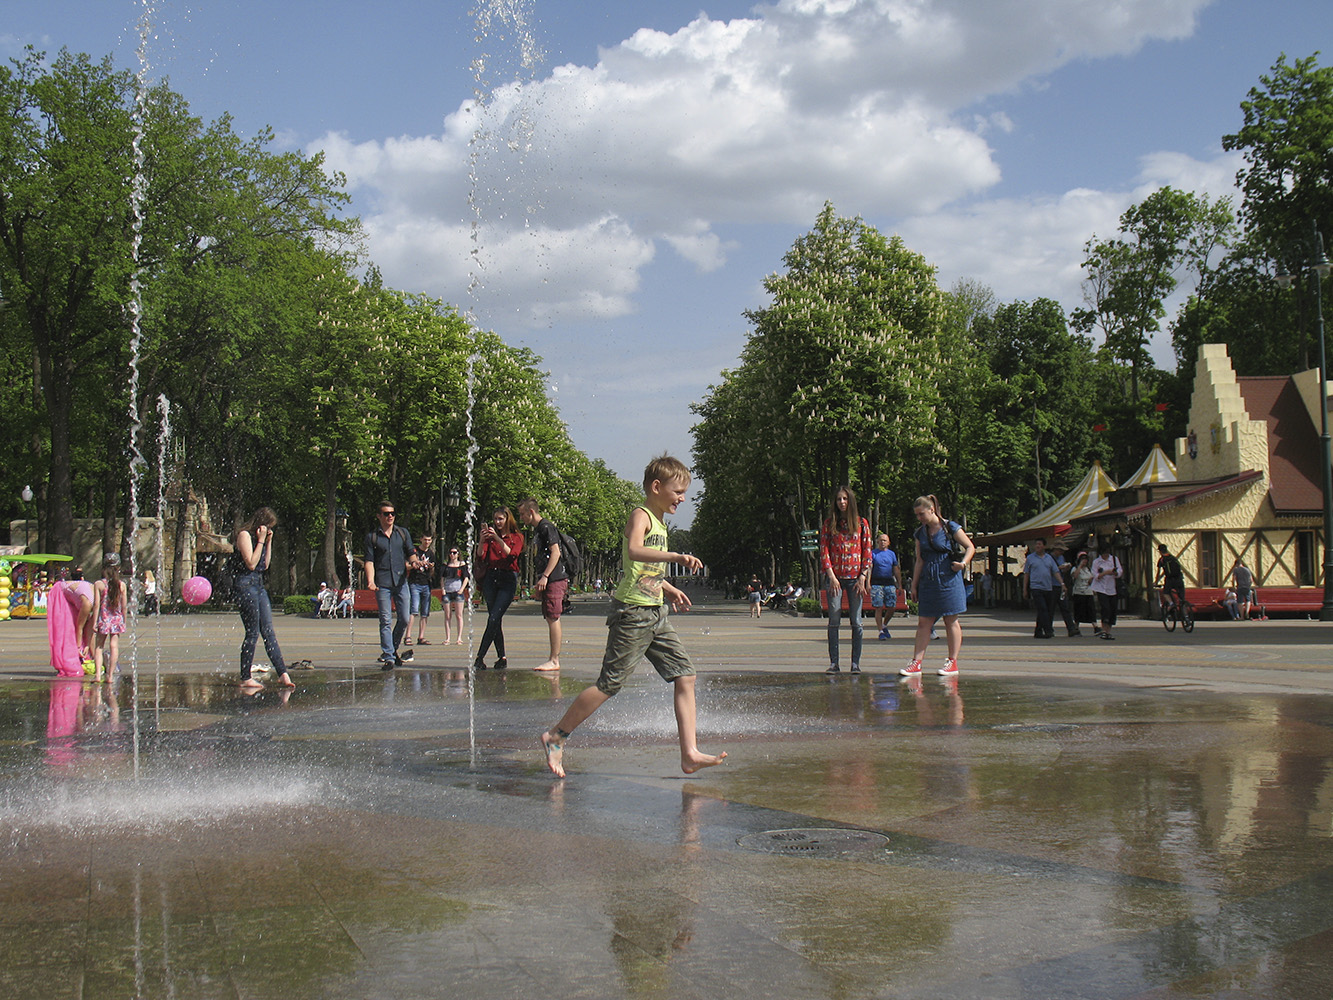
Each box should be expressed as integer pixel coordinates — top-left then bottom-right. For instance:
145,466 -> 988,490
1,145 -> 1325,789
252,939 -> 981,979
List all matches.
313,0 -> 1215,327
901,150 -> 1243,312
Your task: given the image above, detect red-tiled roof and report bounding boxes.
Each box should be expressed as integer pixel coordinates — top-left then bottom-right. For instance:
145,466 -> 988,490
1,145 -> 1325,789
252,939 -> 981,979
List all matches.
1238,376 -> 1324,515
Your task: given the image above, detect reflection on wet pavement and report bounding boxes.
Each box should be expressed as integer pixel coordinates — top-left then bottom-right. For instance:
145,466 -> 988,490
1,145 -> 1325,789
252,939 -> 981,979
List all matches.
2,669 -> 1332,998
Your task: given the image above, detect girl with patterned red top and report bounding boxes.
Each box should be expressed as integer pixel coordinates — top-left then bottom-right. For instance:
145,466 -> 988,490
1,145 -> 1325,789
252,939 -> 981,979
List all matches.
473,507 -> 524,670
819,486 -> 872,674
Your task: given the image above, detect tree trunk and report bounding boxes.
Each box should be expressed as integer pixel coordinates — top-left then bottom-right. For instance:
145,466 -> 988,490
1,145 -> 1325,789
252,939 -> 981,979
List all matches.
101,483 -> 118,558
286,520 -> 298,597
322,473 -> 340,585
46,387 -> 76,557
120,486 -> 137,579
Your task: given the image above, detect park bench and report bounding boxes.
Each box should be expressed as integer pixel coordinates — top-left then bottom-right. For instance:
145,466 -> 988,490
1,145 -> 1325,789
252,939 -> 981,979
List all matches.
1183,586 -> 1320,620
819,587 -> 908,615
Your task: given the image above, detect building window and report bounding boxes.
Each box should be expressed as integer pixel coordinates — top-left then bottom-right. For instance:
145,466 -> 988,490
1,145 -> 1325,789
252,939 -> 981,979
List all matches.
1297,531 -> 1317,587
1197,531 -> 1219,587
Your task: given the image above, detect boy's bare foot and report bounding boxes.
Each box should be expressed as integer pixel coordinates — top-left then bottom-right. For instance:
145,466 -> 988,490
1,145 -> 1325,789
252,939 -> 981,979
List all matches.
681,750 -> 727,774
540,730 -> 566,778
277,673 -> 296,688
533,659 -> 560,672
239,679 -> 264,692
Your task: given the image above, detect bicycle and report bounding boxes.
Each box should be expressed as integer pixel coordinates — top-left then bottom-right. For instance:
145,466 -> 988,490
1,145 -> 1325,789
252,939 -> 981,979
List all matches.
1160,591 -> 1194,633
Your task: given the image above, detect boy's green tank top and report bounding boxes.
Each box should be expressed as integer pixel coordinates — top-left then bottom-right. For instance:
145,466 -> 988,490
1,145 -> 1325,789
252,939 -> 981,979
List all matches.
613,506 -> 667,607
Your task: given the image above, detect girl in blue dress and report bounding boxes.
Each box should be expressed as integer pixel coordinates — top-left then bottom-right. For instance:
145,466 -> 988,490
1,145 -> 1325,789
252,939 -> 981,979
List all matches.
902,494 -> 974,678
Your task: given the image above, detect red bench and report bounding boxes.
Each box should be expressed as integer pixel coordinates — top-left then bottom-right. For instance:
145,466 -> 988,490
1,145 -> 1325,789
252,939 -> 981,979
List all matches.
819,587 -> 908,614
1182,586 -> 1320,619
351,588 -> 444,616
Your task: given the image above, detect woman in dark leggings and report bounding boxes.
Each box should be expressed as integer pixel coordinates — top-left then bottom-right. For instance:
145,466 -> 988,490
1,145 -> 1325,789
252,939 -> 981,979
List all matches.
473,506 -> 524,670
233,507 -> 295,692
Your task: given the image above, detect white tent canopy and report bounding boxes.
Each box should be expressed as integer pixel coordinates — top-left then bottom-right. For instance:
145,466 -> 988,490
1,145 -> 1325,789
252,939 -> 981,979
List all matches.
1122,444 -> 1177,486
974,461 -> 1118,546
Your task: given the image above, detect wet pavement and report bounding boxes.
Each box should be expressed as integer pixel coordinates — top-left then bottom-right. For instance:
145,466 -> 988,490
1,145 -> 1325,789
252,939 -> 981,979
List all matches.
3,601 -> 1333,998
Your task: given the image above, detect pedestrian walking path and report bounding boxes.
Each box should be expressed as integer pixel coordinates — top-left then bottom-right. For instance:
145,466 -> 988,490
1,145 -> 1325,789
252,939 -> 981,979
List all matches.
3,596 -> 1333,998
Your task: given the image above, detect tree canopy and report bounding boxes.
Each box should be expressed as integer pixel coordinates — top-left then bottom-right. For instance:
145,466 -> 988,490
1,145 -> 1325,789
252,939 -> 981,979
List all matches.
0,47 -> 636,584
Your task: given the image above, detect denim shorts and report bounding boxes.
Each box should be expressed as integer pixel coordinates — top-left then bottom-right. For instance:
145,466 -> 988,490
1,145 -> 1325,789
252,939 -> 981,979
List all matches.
870,584 -> 897,609
596,600 -> 695,696
409,582 -> 432,616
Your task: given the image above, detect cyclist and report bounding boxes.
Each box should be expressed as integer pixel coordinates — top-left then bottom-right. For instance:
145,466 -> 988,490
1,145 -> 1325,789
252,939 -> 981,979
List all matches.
1154,543 -> 1186,616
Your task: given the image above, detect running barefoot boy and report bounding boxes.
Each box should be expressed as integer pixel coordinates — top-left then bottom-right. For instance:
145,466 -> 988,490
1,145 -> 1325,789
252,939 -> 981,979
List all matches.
540,455 -> 727,778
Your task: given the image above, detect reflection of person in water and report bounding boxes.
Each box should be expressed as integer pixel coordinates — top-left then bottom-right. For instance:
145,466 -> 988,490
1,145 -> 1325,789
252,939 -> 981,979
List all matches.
904,675 -> 972,811
606,789 -> 706,993
45,677 -> 84,767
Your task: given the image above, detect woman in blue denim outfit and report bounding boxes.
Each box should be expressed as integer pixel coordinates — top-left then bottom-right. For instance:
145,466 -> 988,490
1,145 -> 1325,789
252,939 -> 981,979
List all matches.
233,507 -> 294,692
901,494 -> 974,679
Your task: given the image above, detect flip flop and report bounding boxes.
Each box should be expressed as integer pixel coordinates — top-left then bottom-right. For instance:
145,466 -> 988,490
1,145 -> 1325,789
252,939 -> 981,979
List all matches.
417,639 -> 432,644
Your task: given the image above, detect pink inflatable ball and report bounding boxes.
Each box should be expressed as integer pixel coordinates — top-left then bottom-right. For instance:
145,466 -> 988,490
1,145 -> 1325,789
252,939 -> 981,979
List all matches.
181,576 -> 213,606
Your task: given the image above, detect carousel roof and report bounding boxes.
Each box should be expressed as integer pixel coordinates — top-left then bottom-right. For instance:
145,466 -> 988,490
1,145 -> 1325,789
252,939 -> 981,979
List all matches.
973,461 -> 1118,547
1122,444 -> 1177,486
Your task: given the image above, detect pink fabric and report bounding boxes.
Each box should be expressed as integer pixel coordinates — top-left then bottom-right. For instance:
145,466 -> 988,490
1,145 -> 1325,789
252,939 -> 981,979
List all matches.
47,581 -> 92,677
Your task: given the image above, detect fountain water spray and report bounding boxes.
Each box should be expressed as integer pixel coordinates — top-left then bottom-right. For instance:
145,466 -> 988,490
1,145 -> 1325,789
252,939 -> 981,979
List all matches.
153,392 -> 170,713
463,0 -> 546,764
123,0 -> 157,778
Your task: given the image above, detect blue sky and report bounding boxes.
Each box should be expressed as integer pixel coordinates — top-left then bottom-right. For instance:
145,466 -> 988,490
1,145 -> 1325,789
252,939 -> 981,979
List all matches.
6,1 -> 1332,525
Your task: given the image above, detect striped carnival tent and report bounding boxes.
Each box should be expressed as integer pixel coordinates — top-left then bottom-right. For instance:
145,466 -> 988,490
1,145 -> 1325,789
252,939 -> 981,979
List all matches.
1122,444 -> 1177,487
972,461 -> 1118,547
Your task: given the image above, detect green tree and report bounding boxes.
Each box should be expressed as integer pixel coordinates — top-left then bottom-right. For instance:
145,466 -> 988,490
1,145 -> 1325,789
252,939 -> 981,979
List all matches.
968,299 -> 1099,520
1221,52 -> 1333,371
0,47 -> 353,556
1072,187 -> 1235,403
1224,53 -> 1333,260
692,204 -> 947,578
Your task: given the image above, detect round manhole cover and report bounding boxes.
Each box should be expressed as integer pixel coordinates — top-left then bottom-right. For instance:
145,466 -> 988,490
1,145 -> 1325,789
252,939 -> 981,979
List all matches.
737,828 -> 889,857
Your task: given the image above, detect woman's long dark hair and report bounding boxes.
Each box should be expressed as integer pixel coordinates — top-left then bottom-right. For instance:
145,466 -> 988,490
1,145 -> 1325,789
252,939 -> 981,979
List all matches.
103,554 -> 124,611
238,507 -> 278,541
825,486 -> 861,536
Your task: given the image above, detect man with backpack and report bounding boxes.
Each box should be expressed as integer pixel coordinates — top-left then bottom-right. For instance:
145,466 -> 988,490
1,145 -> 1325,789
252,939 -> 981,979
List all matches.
1155,543 -> 1186,615
519,498 -> 574,672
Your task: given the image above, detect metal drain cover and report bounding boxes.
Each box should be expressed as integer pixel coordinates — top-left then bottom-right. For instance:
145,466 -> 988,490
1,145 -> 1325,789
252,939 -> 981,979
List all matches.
737,828 -> 889,856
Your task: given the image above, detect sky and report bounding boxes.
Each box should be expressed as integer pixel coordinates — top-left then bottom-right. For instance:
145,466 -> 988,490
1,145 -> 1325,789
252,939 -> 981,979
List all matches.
6,0 -> 1332,526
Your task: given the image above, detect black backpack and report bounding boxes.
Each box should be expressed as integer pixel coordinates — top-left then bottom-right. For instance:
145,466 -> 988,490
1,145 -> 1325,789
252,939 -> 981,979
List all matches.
556,528 -> 583,577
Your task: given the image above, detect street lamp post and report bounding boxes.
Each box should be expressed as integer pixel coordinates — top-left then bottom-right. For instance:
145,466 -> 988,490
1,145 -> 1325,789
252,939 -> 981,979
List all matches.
1277,219 -> 1333,619
19,485 -> 32,552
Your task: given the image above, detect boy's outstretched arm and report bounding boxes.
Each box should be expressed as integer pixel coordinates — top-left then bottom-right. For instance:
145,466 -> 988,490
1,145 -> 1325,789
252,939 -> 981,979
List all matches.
662,581 -> 692,612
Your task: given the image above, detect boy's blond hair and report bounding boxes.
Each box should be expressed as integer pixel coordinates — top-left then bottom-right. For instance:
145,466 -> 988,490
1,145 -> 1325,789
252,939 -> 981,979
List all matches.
643,454 -> 691,492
